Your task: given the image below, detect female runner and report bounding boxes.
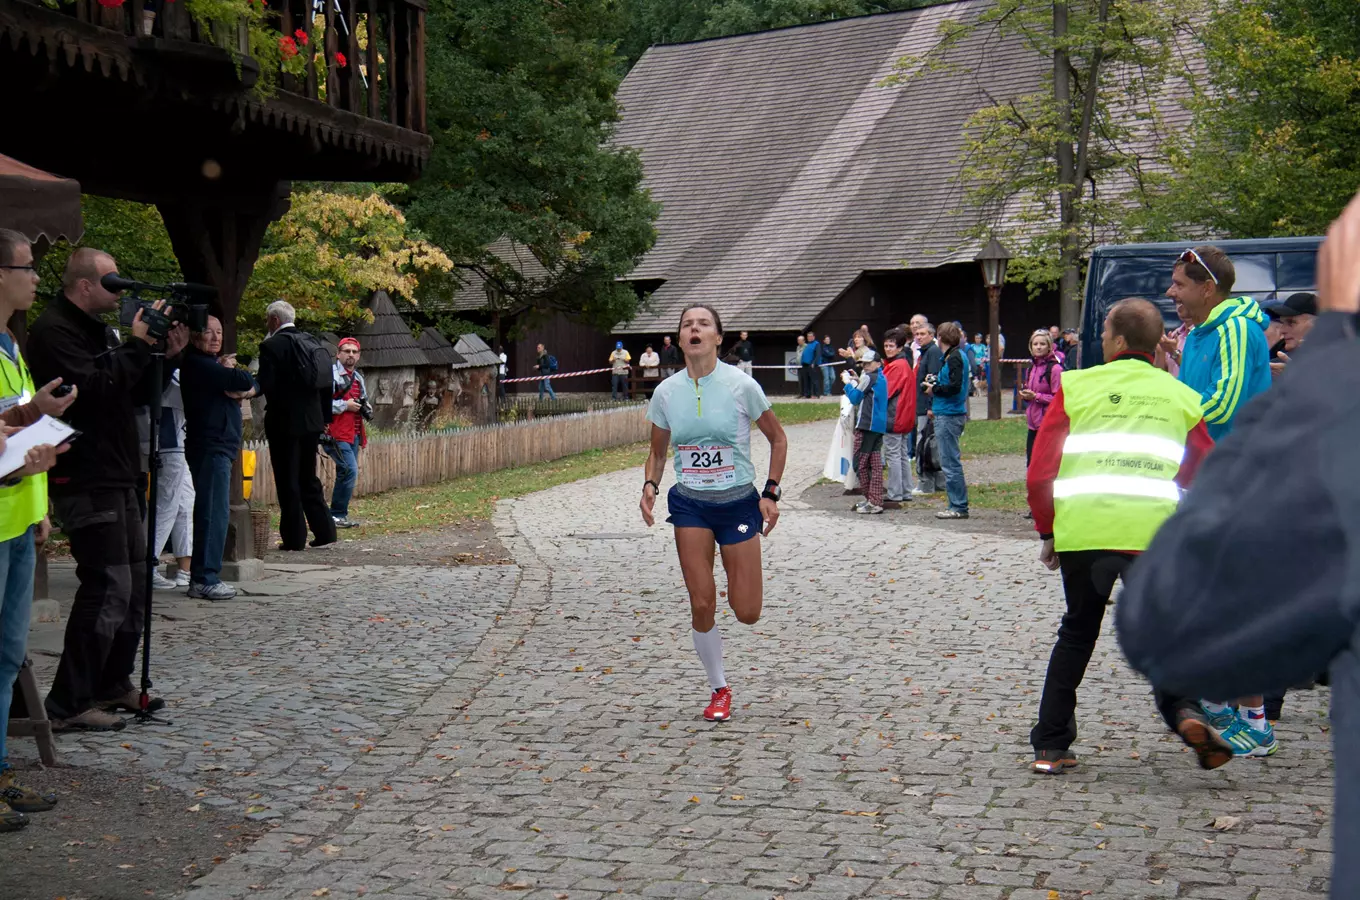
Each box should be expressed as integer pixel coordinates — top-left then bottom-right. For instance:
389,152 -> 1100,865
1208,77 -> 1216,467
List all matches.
640,304 -> 788,721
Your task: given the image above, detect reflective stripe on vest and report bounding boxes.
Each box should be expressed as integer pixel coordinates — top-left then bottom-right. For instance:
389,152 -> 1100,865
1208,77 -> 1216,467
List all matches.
1052,358 -> 1205,553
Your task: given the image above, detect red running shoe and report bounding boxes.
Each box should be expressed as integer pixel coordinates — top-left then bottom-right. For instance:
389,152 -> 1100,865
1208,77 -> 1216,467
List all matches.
703,687 -> 732,721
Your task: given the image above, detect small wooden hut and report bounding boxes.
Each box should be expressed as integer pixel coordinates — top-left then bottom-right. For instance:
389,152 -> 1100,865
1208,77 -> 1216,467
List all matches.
349,291 -> 431,429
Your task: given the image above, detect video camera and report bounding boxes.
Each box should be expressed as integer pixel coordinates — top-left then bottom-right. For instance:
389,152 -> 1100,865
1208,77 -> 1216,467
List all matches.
102,273 -> 215,341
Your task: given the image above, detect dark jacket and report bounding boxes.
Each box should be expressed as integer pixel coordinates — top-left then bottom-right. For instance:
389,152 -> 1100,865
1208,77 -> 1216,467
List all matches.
730,339 -> 754,362
843,369 -> 889,433
26,292 -> 165,495
915,341 -> 944,413
181,347 -> 257,457
660,344 -> 682,367
1116,311 -> 1360,897
257,325 -> 328,436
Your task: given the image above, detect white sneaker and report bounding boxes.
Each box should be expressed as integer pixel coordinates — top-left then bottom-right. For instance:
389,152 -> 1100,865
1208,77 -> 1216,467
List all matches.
856,503 -> 885,515
173,570 -> 191,588
151,571 -> 177,591
187,582 -> 238,601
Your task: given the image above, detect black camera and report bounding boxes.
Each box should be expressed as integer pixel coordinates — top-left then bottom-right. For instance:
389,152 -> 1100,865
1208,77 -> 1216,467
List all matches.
103,273 -> 214,341
359,397 -> 374,422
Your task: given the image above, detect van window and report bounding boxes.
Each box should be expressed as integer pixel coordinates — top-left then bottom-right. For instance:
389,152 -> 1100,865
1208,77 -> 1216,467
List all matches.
1230,254 -> 1275,293
1093,257 -> 1174,299
1276,252 -> 1317,291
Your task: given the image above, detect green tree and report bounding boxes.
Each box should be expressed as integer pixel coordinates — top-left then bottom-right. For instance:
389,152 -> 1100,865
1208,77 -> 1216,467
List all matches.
240,187 -> 452,354
407,0 -> 659,334
1138,0 -> 1360,239
892,0 -> 1202,327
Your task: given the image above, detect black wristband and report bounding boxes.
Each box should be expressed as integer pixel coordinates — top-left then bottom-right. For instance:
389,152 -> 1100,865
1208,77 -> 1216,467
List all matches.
1039,532 -> 1054,541
644,479 -> 661,494
761,488 -> 780,502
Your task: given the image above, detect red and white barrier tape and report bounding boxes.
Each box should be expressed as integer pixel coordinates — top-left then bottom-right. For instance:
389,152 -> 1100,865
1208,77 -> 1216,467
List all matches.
500,366 -> 613,384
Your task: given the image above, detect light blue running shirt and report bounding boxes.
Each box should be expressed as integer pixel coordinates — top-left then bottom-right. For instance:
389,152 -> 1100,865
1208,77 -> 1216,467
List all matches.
646,362 -> 772,502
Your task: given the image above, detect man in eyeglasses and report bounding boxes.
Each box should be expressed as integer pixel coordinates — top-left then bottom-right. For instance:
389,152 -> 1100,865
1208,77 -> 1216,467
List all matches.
1160,244 -> 1275,758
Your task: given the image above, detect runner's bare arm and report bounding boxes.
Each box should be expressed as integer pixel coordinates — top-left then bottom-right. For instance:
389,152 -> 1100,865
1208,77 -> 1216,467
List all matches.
754,410 -> 787,535
640,423 -> 671,527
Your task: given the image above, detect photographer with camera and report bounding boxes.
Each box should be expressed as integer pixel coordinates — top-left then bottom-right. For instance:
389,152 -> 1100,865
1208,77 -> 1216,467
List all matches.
181,315 -> 257,600
324,337 -> 370,529
257,301 -> 337,552
26,248 -> 188,732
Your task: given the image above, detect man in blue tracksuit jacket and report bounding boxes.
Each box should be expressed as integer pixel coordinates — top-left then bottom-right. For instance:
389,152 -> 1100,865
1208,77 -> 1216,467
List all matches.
1167,246 -> 1272,440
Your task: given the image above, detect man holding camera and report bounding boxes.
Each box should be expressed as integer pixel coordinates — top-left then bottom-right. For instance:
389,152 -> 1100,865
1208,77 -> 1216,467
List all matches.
325,337 -> 369,529
27,248 -> 188,732
257,300 -> 336,551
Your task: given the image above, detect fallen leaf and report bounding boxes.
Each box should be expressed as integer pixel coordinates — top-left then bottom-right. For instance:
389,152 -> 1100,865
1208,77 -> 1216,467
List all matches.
311,890 -> 330,897
187,804 -> 201,812
1048,892 -> 1061,900
503,882 -> 531,890
688,796 -> 700,803
319,844 -> 341,856
440,825 -> 457,832
117,864 -> 135,870
730,794 -> 745,801
1209,816 -> 1241,831
845,866 -> 856,877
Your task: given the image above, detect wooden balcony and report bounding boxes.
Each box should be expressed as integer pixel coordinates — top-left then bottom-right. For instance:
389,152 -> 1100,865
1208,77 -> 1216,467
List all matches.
0,0 -> 431,191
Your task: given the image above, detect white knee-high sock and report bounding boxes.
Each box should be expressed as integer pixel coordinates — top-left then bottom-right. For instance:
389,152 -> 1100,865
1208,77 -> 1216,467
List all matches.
692,626 -> 727,691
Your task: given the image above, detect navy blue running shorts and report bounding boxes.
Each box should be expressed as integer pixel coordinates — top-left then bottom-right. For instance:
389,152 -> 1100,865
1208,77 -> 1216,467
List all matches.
666,486 -> 763,546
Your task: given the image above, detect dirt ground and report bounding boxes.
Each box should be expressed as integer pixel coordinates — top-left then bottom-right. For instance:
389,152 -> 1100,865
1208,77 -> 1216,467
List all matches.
797,479 -> 1038,540
4,762 -> 268,900
259,519 -> 512,568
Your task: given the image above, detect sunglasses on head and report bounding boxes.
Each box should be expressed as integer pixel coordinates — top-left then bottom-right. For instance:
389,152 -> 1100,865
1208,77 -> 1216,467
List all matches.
1177,248 -> 1219,285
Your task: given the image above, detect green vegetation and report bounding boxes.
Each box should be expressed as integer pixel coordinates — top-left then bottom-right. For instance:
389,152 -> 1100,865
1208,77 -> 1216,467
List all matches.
273,443 -> 649,536
959,416 -> 1027,458
769,402 -> 840,425
967,480 -> 1028,511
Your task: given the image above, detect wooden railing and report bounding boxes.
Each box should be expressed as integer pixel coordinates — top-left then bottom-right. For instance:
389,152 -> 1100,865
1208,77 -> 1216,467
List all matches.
39,0 -> 426,134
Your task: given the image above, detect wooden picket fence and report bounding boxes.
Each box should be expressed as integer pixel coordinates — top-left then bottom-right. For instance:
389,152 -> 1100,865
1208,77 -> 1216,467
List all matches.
245,406 -> 649,506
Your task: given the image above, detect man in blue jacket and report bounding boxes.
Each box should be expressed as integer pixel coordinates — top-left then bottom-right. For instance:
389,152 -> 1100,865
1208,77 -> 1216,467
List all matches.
1163,245 -> 1277,756
1118,190 -> 1360,898
1166,246 -> 1272,441
800,330 -> 821,398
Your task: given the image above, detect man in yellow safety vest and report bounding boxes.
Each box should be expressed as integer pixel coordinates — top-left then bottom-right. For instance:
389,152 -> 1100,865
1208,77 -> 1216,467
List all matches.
1025,298 -> 1225,774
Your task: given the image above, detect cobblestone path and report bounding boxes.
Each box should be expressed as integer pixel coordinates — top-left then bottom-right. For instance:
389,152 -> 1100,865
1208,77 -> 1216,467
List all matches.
38,420 -> 1336,899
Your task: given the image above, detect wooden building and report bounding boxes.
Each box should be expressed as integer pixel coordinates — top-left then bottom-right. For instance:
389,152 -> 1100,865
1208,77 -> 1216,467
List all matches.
347,291 -> 430,430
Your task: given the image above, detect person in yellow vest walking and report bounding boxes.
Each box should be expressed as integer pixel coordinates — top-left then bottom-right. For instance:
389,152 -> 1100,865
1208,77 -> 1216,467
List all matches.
1025,298 -> 1224,774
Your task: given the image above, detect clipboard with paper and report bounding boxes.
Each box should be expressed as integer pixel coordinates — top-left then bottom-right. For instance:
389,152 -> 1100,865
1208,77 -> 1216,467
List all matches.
0,416 -> 79,480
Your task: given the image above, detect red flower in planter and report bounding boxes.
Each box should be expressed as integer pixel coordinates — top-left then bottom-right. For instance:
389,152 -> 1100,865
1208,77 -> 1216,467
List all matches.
294,28 -> 309,46
335,51 -> 347,68
279,35 -> 299,59
96,0 -> 126,8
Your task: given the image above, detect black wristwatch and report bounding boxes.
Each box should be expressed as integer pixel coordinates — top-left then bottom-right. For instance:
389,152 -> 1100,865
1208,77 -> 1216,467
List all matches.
761,479 -> 781,502
643,479 -> 661,495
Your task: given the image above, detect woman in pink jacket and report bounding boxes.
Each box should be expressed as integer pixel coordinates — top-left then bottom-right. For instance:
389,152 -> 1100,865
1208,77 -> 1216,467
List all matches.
1020,330 -> 1063,465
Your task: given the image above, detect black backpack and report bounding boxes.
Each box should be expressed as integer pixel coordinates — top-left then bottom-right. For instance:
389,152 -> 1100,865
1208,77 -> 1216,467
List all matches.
916,417 -> 942,474
288,330 -> 334,391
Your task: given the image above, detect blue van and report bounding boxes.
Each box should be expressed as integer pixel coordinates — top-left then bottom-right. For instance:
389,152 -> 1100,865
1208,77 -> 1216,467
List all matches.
1078,236 -> 1321,368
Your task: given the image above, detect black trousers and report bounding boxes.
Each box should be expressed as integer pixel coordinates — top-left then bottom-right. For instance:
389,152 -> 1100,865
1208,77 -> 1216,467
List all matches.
1031,549 -> 1133,751
45,488 -> 147,719
268,430 -> 337,551
800,364 -> 820,397
1026,428 -> 1038,466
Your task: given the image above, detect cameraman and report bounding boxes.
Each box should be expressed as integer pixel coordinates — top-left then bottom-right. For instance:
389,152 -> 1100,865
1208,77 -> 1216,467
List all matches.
27,248 -> 188,732
180,315 -> 257,601
325,337 -> 368,529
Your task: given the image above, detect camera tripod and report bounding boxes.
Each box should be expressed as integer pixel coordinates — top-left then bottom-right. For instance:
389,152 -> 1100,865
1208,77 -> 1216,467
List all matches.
134,346 -> 171,726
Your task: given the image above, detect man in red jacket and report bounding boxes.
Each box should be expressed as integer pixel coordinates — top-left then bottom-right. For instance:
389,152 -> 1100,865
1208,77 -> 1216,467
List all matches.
1026,298 -> 1220,773
880,327 -> 917,507
325,337 -> 369,529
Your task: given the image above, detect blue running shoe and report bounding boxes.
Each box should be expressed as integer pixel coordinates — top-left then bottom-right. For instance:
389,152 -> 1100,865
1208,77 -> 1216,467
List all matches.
1218,718 -> 1265,757
1243,722 -> 1279,758
1202,703 -> 1238,733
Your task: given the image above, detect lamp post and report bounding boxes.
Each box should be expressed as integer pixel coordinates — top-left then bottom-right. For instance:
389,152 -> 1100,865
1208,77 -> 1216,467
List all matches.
976,238 -> 1010,420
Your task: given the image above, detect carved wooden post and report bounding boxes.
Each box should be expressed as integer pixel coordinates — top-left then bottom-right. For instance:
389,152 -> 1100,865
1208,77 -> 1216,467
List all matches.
158,183 -> 291,570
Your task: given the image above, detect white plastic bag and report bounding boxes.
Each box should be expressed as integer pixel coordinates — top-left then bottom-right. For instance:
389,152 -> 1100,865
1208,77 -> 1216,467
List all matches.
824,397 -> 859,490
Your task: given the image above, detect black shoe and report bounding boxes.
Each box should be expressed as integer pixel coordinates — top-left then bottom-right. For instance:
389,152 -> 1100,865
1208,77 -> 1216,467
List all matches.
310,536 -> 337,549
1175,706 -> 1234,770
0,802 -> 29,833
1030,748 -> 1077,775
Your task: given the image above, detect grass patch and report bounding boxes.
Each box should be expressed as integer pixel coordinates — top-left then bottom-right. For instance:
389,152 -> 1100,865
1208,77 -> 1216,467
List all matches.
960,416 -> 1028,457
769,401 -> 840,425
272,442 -> 648,536
968,480 -> 1027,511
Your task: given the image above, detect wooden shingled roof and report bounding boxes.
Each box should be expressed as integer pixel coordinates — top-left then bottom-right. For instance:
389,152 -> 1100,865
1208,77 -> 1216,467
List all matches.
611,4 -> 1194,333
348,291 -> 430,368
415,328 -> 467,366
452,334 -> 500,370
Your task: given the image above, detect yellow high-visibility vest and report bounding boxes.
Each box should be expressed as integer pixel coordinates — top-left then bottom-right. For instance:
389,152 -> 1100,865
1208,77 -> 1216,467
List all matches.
1054,358 -> 1205,553
0,346 -> 46,543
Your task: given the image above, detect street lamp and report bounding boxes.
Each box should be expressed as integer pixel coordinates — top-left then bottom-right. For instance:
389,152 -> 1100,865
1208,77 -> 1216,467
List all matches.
975,237 -> 1010,420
